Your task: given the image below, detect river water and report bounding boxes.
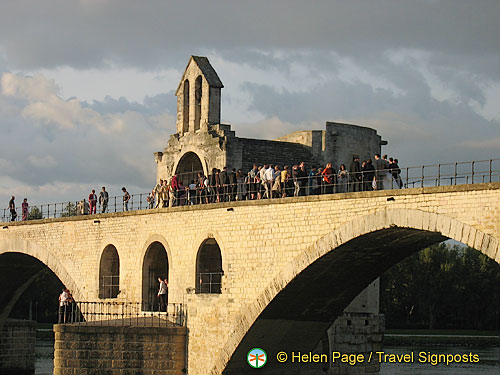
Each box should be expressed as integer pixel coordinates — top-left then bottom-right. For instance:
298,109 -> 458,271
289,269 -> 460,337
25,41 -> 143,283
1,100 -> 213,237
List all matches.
35,343 -> 499,374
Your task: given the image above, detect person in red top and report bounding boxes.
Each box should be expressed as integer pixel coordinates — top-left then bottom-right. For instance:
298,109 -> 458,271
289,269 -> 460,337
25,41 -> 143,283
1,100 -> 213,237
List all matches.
321,162 -> 334,194
88,189 -> 97,214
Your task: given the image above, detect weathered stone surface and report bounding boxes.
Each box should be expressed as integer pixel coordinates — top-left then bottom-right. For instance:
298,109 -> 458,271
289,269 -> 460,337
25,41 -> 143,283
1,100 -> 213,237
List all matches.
0,183 -> 499,375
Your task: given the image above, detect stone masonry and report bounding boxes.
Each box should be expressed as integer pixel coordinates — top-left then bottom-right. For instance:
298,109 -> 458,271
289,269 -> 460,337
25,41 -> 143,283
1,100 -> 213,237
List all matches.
0,183 -> 499,374
53,324 -> 186,375
0,319 -> 36,375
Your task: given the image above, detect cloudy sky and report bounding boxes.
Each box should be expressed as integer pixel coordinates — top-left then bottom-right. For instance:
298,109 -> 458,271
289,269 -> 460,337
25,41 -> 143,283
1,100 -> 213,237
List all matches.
1,0 -> 499,207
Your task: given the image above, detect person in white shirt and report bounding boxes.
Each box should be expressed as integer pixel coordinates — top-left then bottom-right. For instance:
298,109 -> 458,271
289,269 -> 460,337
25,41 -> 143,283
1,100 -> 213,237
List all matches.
58,288 -> 70,323
157,277 -> 168,312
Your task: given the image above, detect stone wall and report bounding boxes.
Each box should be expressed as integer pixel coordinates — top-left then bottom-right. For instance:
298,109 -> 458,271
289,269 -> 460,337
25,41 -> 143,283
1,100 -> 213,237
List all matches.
0,319 -> 36,375
53,323 -> 187,375
0,183 -> 499,374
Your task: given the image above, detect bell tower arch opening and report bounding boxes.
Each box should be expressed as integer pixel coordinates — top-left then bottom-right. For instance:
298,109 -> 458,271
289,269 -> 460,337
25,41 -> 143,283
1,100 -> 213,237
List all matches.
182,79 -> 190,134
141,242 -> 169,311
175,152 -> 203,186
194,75 -> 202,131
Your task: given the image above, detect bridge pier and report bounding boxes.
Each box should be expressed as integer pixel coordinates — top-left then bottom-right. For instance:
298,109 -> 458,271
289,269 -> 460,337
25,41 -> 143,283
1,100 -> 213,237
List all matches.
53,322 -> 187,375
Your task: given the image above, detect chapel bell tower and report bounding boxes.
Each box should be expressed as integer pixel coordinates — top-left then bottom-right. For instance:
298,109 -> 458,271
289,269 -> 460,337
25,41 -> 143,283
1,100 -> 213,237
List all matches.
175,56 -> 224,135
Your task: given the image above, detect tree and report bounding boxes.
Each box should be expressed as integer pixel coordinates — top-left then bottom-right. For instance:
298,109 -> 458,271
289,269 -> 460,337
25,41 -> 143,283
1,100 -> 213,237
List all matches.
381,243 -> 500,330
27,207 -> 43,220
61,202 -> 77,217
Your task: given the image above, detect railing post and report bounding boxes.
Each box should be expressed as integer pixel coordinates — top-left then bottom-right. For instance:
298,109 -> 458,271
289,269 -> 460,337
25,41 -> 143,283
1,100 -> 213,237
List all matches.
489,159 -> 492,182
471,161 -> 475,184
454,162 -> 457,185
437,164 -> 441,186
140,194 -> 143,210
421,166 -> 424,188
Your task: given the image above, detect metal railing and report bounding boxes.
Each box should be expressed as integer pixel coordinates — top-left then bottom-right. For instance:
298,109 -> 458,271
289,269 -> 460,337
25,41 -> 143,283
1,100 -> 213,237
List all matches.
58,301 -> 184,327
198,272 -> 223,294
2,158 -> 499,223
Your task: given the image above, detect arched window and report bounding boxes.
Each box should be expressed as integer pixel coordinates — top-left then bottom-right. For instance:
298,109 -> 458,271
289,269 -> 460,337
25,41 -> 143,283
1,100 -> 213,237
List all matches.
196,238 -> 223,294
183,79 -> 189,134
194,75 -> 202,131
142,241 -> 169,311
175,152 -> 203,186
99,245 -> 120,299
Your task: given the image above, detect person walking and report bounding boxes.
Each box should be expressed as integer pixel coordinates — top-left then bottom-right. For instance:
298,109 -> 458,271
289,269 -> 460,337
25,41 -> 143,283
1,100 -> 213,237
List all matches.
157,277 -> 168,312
8,196 -> 17,221
122,187 -> 130,211
99,187 -> 109,213
21,198 -> 29,221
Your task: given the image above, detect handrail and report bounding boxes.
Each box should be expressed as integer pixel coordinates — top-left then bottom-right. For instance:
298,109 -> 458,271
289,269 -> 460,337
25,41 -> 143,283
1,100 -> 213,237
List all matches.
3,158 -> 499,222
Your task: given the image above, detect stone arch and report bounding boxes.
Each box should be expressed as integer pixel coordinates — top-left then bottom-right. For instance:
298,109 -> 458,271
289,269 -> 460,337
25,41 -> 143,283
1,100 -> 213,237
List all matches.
0,238 -> 81,300
140,236 -> 171,310
212,209 -> 499,374
175,151 -> 204,186
98,244 -> 120,299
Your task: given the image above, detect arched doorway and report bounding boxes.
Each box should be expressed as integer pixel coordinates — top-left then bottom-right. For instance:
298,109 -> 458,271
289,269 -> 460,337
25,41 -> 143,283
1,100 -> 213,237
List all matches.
175,152 -> 203,186
99,245 -> 120,299
196,238 -> 223,294
142,242 -> 169,311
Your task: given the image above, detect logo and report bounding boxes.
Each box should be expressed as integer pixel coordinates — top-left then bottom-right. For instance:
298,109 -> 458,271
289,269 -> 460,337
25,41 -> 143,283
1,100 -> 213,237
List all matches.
247,348 -> 267,368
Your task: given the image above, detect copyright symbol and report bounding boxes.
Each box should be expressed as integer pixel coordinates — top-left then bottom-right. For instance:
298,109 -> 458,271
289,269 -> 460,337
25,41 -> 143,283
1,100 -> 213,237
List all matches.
277,351 -> 288,363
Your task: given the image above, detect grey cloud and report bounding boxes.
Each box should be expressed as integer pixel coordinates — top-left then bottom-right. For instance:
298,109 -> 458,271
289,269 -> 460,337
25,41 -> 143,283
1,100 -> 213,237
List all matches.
0,1 -> 499,77
83,92 -> 176,116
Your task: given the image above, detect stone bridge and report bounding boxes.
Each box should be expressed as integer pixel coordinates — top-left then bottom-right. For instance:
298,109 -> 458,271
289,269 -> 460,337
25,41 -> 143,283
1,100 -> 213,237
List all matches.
1,183 -> 499,374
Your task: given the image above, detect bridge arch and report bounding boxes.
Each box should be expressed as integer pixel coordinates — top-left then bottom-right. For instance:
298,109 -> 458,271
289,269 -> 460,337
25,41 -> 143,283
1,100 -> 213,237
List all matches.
140,235 -> 172,310
0,238 -> 81,300
214,209 -> 499,374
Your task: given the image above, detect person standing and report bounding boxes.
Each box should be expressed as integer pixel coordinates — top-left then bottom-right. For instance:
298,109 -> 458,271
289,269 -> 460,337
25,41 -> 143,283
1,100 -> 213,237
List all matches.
58,288 -> 70,323
229,168 -> 237,201
373,154 -> 386,190
363,159 -> 375,191
122,187 -> 130,211
99,187 -> 109,213
88,189 -> 97,215
8,196 -> 16,221
321,163 -> 334,194
157,277 -> 168,312
349,157 -> 362,192
338,164 -> 348,193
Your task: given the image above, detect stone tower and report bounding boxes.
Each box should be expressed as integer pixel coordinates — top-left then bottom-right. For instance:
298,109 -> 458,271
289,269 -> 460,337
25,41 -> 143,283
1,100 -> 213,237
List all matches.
175,56 -> 223,135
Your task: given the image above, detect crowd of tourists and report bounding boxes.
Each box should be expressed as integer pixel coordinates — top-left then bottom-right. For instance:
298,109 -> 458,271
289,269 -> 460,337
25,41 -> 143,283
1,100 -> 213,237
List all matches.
6,154 -> 401,221
147,154 -> 402,208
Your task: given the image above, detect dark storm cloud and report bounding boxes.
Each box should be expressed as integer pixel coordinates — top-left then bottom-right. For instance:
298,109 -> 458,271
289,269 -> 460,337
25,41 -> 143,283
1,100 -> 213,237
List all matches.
0,0 -> 499,76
